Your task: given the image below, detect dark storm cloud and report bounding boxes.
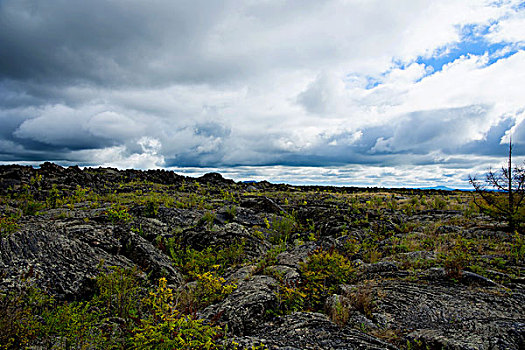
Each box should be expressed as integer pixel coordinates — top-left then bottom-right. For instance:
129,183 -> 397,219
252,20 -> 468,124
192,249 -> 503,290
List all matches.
0,0 -> 229,86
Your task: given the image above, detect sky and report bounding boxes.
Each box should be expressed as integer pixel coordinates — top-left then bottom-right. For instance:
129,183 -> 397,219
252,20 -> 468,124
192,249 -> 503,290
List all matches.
1,0 -> 525,188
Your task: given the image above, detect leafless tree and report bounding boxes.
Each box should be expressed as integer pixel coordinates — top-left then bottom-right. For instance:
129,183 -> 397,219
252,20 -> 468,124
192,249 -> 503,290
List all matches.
469,141 -> 525,232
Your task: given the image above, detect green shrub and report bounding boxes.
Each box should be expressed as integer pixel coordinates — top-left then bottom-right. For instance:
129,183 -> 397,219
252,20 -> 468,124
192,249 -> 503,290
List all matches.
169,239 -> 246,279
106,204 -> 133,224
268,212 -> 297,244
299,249 -> 355,310
0,280 -> 110,350
37,267 -> 144,348
220,189 -> 238,203
199,211 -> 217,229
0,215 -> 19,237
255,242 -> 286,273
224,206 -> 237,221
511,232 -> 525,262
41,300 -> 107,349
95,266 -> 141,319
275,286 -> 306,315
0,289 -> 40,349
440,236 -> 472,279
46,184 -> 62,208
143,199 -> 160,218
72,185 -> 90,204
274,249 -> 355,315
432,196 -> 447,210
132,278 -> 224,350
191,269 -> 237,309
0,264 -> 238,348
20,199 -> 44,216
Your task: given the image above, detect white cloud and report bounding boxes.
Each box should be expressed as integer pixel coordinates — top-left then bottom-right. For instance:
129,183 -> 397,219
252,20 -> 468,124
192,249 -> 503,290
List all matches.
487,5 -> 525,43
370,105 -> 492,154
74,137 -> 165,170
503,109 -> 525,144
85,111 -> 142,141
138,136 -> 162,155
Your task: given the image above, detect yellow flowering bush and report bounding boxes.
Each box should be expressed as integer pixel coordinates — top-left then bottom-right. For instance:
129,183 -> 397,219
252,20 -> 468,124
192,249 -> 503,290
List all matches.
132,278 -> 225,349
193,268 -> 237,309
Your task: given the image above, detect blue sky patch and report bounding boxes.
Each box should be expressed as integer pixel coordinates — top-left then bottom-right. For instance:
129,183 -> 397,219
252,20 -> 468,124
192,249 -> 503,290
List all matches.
416,23 -> 521,73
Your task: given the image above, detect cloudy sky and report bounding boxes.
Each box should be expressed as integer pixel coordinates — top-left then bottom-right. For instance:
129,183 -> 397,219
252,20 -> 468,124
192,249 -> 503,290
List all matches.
1,0 -> 524,188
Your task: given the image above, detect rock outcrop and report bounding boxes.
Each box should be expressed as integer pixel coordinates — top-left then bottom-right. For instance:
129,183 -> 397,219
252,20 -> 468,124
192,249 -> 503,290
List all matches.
230,312 -> 398,349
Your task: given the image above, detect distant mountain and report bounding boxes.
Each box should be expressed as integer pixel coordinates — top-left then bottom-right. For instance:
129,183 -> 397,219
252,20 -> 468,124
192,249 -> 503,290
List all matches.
419,185 -> 456,191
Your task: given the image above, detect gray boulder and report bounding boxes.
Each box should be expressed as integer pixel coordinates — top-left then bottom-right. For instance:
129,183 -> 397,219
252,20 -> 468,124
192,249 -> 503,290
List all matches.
121,232 -> 183,285
0,229 -> 133,299
201,275 -> 279,335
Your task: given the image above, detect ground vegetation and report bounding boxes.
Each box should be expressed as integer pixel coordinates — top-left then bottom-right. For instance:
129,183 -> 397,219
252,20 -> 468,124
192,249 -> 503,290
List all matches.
0,163 -> 524,349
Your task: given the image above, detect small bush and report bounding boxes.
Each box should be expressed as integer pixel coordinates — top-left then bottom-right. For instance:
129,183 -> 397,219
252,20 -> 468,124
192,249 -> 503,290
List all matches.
106,204 -> 133,224
95,266 -> 141,319
441,236 -> 472,279
199,211 -> 217,229
268,212 -> 297,244
432,196 -> 447,210
255,242 -> 286,273
276,286 -> 306,315
299,249 -> 355,310
191,269 -> 237,309
143,199 -> 160,218
224,205 -> 237,221
0,216 -> 19,237
274,249 -> 355,315
511,232 -> 525,262
169,240 -> 246,279
348,282 -> 377,319
41,300 -> 107,349
0,289 -> 40,349
20,199 -> 44,216
132,278 -> 224,350
45,184 -> 62,209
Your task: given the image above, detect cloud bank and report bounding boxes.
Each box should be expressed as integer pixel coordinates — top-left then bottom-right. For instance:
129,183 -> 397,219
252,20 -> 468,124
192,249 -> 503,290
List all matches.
1,0 -> 524,188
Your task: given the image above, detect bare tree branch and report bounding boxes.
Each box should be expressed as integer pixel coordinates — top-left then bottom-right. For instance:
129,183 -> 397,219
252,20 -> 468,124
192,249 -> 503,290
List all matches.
469,141 -> 525,232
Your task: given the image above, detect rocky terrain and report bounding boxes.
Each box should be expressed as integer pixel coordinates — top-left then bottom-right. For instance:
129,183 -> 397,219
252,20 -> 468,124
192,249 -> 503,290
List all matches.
0,163 -> 524,349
